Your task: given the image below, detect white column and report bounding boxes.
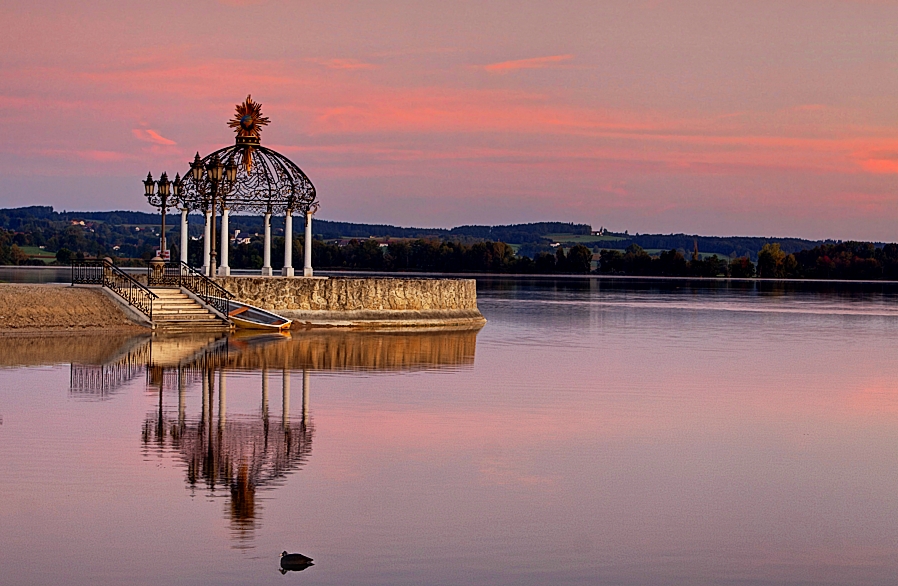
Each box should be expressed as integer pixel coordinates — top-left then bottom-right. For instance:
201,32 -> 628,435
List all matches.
180,208 -> 189,265
303,209 -> 313,277
282,209 -> 294,277
218,207 -> 230,276
261,212 -> 272,276
202,210 -> 211,276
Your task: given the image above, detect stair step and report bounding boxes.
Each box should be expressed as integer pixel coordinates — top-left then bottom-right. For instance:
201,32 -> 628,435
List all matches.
147,287 -> 228,330
155,320 -> 230,325
155,322 -> 227,327
155,326 -> 227,331
154,315 -> 220,321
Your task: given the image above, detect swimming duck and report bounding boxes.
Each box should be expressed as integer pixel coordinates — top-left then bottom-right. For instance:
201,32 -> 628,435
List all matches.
280,551 -> 314,572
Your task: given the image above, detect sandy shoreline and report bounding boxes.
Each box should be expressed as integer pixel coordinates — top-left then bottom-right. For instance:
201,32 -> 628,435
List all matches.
0,284 -> 148,333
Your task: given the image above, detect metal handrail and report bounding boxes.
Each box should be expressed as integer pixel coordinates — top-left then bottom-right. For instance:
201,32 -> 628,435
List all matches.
147,261 -> 233,317
72,259 -> 157,319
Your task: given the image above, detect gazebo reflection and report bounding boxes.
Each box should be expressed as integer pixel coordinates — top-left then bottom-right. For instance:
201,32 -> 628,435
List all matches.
141,334 -> 313,544
127,326 -> 480,544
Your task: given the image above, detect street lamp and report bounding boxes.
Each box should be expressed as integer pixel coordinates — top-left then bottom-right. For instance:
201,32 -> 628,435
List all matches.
188,152 -> 237,274
144,171 -> 182,258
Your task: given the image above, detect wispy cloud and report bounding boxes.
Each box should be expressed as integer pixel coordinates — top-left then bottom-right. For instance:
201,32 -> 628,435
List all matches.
484,54 -> 573,74
37,148 -> 135,162
308,58 -> 378,71
132,129 -> 177,145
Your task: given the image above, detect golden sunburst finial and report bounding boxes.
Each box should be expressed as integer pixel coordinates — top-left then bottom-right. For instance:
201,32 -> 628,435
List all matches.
228,95 -> 270,173
228,95 -> 270,140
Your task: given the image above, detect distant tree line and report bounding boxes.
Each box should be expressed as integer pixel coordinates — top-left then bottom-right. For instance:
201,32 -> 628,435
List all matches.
592,241 -> 898,280
596,245 -> 756,278
596,234 -> 832,259
218,237 -> 595,274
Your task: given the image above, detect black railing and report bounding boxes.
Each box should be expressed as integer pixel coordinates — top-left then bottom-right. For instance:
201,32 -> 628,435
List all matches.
147,261 -> 233,317
72,260 -> 157,319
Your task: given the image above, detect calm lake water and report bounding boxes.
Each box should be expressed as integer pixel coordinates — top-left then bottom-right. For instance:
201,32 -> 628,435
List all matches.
2,278 -> 898,585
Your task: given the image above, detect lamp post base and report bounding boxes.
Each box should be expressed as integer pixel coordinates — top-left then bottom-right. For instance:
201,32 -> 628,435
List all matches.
282,267 -> 294,277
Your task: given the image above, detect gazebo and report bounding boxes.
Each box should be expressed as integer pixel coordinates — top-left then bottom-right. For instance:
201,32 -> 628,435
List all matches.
177,95 -> 318,277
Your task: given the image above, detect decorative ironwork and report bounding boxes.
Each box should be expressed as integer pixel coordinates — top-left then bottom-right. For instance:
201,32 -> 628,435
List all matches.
180,96 -> 316,216
147,260 -> 233,317
72,259 -> 157,319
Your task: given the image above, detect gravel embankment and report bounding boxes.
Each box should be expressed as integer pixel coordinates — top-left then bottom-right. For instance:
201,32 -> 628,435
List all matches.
0,284 -> 147,332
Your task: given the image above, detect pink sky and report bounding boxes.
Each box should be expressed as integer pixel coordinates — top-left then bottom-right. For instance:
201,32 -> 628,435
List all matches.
3,0 -> 898,240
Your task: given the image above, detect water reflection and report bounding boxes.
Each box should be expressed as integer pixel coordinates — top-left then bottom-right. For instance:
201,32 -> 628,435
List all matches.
0,327 -> 480,372
0,326 -> 481,547
69,337 -> 151,400
142,362 -> 313,546
134,329 -> 478,545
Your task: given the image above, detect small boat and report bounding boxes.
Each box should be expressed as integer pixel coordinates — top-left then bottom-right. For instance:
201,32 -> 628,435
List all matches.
280,551 -> 314,573
213,298 -> 292,331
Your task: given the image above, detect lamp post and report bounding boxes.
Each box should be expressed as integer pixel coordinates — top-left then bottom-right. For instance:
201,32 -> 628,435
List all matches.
144,171 -> 182,259
189,152 -> 236,275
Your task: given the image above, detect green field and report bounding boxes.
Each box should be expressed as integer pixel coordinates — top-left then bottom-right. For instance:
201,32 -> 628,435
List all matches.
17,245 -> 56,258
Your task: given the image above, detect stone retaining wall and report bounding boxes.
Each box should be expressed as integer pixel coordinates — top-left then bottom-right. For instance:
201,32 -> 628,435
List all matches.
215,277 -> 485,328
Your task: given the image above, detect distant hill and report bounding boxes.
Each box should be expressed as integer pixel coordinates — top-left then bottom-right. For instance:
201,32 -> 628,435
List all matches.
0,206 -> 886,261
0,206 -> 589,245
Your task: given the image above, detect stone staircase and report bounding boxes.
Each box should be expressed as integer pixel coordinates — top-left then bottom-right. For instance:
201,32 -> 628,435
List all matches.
150,288 -> 232,333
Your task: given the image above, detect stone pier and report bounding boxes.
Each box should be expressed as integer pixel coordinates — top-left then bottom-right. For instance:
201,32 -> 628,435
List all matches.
215,277 -> 485,328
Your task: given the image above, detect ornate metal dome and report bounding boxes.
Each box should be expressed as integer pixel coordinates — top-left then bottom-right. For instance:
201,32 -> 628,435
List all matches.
180,96 -> 317,215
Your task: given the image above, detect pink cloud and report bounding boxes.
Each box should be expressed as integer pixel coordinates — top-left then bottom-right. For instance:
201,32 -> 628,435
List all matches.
484,54 -> 573,73
307,58 -> 378,71
857,159 -> 898,174
132,129 -> 177,146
